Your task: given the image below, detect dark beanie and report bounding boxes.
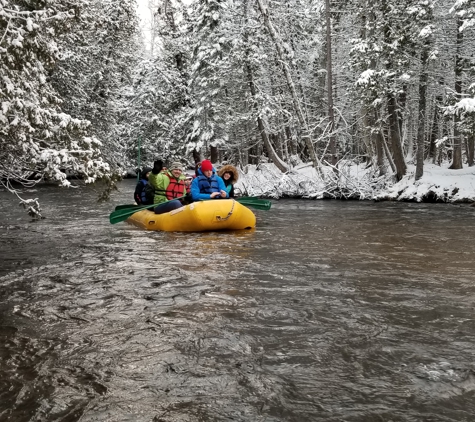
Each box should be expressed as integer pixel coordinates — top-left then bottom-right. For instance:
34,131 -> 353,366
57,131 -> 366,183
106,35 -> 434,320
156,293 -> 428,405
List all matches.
141,167 -> 153,179
201,159 -> 213,172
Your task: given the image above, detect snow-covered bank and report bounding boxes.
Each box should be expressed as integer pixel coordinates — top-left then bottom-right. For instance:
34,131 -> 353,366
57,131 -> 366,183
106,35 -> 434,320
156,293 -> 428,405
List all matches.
379,164 -> 475,203
236,162 -> 475,204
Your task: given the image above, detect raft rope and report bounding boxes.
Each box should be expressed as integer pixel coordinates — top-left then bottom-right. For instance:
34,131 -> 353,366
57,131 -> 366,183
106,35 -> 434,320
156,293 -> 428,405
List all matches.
216,200 -> 235,221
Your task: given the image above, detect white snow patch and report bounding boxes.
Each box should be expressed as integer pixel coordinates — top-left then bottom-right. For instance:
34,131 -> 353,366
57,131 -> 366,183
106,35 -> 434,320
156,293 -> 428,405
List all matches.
236,161 -> 475,203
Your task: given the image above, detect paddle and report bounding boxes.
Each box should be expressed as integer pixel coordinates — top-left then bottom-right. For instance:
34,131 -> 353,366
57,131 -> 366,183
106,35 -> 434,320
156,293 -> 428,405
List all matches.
236,197 -> 272,210
195,196 -> 271,210
109,203 -> 154,224
115,204 -> 139,211
112,196 -> 271,220
238,196 -> 261,200
109,196 -> 185,225
119,198 -> 272,211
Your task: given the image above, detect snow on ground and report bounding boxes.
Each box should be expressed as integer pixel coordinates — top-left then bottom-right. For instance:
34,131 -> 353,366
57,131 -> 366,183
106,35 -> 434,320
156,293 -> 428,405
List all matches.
236,161 -> 475,203
381,163 -> 475,203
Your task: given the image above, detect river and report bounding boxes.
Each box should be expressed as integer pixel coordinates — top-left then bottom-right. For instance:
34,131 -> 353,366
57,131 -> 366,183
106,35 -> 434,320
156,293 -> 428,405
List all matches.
1,179 -> 475,421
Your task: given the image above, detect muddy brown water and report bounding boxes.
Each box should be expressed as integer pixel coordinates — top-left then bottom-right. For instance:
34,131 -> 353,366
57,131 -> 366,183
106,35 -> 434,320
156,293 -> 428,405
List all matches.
1,179 -> 475,421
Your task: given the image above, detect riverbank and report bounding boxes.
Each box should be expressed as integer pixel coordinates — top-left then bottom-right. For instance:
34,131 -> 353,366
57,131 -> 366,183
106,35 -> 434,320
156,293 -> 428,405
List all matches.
237,162 -> 475,204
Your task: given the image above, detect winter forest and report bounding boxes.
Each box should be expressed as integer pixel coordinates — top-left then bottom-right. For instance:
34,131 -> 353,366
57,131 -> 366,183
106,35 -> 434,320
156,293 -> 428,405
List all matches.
1,0 -> 475,211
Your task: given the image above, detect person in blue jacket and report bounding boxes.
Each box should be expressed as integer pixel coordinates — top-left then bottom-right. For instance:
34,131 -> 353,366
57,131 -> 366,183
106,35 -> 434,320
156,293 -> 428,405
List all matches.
134,166 -> 153,205
191,159 -> 228,201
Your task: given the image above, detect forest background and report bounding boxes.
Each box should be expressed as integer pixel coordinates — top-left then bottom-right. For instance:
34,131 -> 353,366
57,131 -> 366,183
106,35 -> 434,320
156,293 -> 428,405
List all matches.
1,0 -> 475,218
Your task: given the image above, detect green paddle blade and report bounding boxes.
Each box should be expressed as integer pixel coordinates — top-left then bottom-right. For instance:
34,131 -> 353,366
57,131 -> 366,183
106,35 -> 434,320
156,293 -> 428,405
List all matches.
236,198 -> 272,210
110,195 -> 186,225
109,203 -> 153,224
115,204 -> 139,211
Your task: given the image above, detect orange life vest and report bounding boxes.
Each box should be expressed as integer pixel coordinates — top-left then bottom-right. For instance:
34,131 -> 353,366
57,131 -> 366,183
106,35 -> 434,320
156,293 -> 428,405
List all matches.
165,174 -> 186,200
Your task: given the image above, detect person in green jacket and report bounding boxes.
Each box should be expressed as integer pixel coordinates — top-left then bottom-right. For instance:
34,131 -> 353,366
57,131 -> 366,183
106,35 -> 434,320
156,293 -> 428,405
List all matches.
149,160 -> 187,214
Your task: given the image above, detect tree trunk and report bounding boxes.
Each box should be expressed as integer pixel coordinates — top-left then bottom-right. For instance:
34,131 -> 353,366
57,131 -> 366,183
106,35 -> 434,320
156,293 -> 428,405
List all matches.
381,129 -> 397,174
325,0 -> 337,166
361,110 -> 374,158
398,85 -> 407,143
192,148 -> 201,165
285,126 -> 297,156
450,19 -> 463,170
279,131 -> 289,163
374,128 -> 386,176
368,109 -> 385,176
387,93 -> 407,180
467,124 -> 475,166
415,48 -> 429,180
428,91 -> 442,161
210,145 -> 219,163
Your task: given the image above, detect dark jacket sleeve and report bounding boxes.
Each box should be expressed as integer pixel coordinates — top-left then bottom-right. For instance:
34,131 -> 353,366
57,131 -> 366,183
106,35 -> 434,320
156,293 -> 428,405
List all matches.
134,180 -> 145,204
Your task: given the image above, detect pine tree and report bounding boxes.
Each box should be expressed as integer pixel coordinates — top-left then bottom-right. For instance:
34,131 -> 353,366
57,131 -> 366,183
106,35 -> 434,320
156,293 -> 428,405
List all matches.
187,0 -> 229,162
0,0 -> 110,192
51,0 -> 142,171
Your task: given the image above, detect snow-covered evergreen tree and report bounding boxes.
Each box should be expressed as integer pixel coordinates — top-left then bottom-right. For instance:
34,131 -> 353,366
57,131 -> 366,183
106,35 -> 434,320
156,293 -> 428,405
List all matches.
186,0 -> 229,161
119,0 -> 193,168
451,0 -> 475,31
350,0 -> 437,180
0,0 -> 110,192
50,0 -> 142,172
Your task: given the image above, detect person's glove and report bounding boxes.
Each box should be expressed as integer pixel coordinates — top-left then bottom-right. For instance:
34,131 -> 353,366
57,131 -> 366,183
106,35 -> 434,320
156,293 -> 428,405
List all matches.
152,159 -> 163,174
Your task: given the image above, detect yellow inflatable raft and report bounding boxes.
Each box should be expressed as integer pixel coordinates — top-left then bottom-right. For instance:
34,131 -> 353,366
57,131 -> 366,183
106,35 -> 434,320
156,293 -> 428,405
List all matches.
126,199 -> 256,232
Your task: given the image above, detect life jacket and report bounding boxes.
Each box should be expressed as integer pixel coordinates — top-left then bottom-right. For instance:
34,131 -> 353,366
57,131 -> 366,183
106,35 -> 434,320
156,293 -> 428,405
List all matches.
196,174 -> 220,194
164,173 -> 186,200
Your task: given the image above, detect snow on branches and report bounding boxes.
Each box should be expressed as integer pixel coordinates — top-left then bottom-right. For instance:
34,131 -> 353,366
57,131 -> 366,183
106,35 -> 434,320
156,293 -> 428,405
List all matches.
0,0 -> 112,217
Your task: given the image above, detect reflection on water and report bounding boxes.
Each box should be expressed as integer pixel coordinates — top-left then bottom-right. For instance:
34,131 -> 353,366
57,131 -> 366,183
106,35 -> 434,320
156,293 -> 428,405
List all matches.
1,180 -> 475,421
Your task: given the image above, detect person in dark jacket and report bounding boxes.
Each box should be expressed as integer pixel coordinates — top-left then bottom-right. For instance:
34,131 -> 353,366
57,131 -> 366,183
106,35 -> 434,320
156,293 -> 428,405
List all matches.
217,164 -> 238,198
191,159 -> 228,201
134,166 -> 153,205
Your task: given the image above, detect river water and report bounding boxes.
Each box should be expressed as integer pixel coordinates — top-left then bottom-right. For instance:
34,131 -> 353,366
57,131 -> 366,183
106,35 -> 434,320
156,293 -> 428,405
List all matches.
1,179 -> 475,421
